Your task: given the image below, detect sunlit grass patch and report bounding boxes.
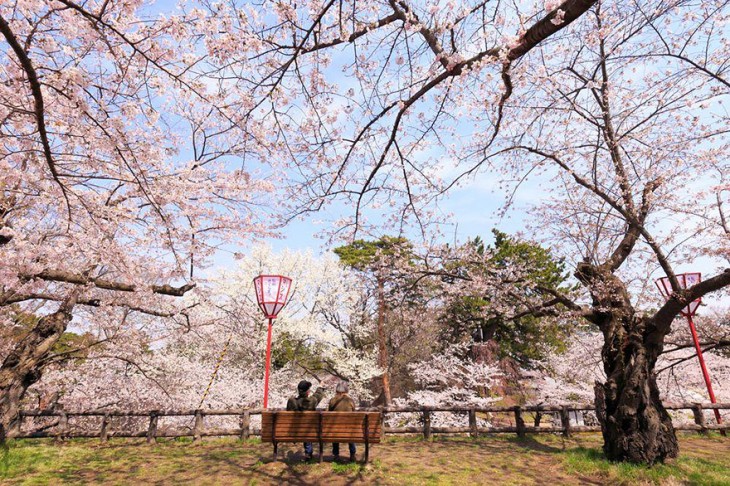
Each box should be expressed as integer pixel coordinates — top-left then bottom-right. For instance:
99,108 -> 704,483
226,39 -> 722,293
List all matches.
383,435 -> 424,444
563,446 -> 730,485
1,439 -> 105,483
331,460 -> 363,474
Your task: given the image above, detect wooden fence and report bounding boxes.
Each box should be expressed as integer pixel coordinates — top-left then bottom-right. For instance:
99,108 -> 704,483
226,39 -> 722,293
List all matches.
10,402 -> 730,442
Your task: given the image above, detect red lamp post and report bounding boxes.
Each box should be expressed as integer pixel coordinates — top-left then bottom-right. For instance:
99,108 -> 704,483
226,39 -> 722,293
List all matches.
656,273 -> 723,429
253,274 -> 293,409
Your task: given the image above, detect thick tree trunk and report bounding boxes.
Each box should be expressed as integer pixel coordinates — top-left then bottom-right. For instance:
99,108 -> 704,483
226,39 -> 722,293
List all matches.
577,263 -> 678,464
593,312 -> 678,463
0,298 -> 75,441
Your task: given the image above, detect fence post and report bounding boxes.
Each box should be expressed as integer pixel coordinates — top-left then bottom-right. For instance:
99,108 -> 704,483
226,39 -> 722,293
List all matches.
240,411 -> 250,440
560,406 -> 571,438
515,406 -> 526,438
58,410 -> 69,440
147,411 -> 158,444
692,403 -> 707,435
422,409 -> 432,440
534,411 -> 542,427
100,413 -> 109,442
193,410 -> 204,441
469,409 -> 477,438
8,413 -> 22,439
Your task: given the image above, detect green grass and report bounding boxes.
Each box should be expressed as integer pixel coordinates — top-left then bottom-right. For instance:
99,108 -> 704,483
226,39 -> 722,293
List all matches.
1,440 -> 95,483
563,446 -> 730,486
0,434 -> 727,485
331,461 -> 363,474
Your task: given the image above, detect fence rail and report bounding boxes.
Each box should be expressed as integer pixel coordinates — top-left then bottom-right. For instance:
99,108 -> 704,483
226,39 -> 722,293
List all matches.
10,402 -> 730,441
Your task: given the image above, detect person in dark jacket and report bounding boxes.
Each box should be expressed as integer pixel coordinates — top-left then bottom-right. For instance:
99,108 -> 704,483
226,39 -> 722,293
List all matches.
328,381 -> 357,462
286,380 -> 326,460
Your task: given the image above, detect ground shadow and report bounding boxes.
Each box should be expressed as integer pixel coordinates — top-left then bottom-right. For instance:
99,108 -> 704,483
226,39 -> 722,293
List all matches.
503,434 -> 575,454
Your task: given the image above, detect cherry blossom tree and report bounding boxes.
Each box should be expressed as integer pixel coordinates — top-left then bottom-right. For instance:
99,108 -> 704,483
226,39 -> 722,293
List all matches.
26,245 -> 379,415
399,343 -> 502,407
0,0 -> 277,440
34,322 -> 268,412
656,314 -> 730,408
388,343 -> 502,429
204,245 -> 380,401
210,0 -> 730,463
527,321 -> 730,426
490,2 -> 730,463
438,231 -> 572,369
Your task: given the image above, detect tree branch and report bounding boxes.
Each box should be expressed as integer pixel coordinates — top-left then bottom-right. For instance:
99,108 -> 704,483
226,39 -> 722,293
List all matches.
0,13 -> 71,216
507,0 -> 598,61
22,270 -> 195,297
650,269 -> 730,341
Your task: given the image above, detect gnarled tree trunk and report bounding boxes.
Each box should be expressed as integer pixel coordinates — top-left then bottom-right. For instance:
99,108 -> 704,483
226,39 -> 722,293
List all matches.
593,314 -> 678,463
0,298 -> 75,442
578,263 -> 678,464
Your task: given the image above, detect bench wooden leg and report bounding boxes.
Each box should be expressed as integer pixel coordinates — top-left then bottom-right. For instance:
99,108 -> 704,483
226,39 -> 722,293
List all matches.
364,414 -> 370,463
272,412 -> 278,461
317,412 -> 324,463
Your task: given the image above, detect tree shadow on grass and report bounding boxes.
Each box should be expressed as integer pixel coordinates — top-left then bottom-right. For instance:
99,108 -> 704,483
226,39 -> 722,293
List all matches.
223,446 -> 335,485
240,446 -> 374,486
501,434 -> 603,456
416,434 -> 575,455
503,435 -> 570,454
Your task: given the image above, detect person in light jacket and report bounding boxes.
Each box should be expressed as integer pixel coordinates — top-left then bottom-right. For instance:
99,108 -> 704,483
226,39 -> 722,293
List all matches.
328,381 -> 357,462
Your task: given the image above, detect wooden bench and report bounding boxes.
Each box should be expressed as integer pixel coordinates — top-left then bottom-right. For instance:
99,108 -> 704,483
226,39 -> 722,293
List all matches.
261,411 -> 382,463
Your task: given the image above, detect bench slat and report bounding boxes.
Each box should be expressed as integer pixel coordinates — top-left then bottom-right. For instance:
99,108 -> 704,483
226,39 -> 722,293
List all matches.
263,435 -> 382,441
261,413 -> 381,426
262,413 -> 378,423
262,431 -> 382,438
261,432 -> 381,440
261,411 -> 382,444
260,428 -> 383,435
261,431 -> 381,438
262,431 -> 382,437
262,423 -> 382,430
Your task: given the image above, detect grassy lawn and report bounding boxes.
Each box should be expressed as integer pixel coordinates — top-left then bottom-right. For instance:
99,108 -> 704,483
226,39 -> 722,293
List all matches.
1,433 -> 728,485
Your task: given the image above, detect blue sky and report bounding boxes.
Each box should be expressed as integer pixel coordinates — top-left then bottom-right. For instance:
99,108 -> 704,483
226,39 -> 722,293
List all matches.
137,1 -> 728,314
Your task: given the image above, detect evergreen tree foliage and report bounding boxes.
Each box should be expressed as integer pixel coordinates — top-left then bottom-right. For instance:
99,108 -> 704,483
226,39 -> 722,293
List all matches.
441,229 -> 571,367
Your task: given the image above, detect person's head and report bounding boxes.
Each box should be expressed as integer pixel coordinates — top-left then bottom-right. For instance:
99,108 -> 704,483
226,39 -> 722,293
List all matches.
335,381 -> 349,394
297,380 -> 312,396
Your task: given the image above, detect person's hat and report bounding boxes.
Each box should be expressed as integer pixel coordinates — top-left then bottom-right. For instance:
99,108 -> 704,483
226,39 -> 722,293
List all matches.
297,380 -> 312,393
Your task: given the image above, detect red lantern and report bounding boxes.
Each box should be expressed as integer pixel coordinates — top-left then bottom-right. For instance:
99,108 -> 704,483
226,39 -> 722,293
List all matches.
655,272 -> 723,431
253,275 -> 293,318
253,275 -> 293,409
655,272 -> 701,317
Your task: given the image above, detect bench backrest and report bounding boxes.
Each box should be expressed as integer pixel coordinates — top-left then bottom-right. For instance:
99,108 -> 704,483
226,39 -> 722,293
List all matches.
261,411 -> 382,444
